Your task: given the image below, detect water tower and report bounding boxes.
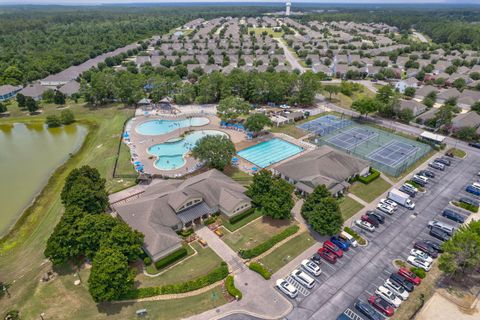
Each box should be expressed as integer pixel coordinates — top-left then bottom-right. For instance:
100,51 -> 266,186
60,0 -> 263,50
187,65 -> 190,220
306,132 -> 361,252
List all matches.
286,0 -> 291,16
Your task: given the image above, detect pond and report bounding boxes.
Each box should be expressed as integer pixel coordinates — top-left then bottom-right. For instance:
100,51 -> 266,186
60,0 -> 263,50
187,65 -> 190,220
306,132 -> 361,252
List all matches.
0,122 -> 87,236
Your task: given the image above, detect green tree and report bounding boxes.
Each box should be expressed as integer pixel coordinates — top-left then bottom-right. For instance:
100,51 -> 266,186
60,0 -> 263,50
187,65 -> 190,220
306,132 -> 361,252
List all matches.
217,96 -> 250,122
376,85 -> 395,105
76,214 -> 119,259
45,115 -> 62,128
2,66 -> 23,85
292,71 -> 319,106
397,108 -> 415,123
100,223 -> 144,262
323,84 -> 339,101
472,101 -> 480,114
244,113 -> 272,133
114,71 -> 145,105
25,97 -> 38,113
246,170 -> 274,206
88,247 -> 134,302
351,97 -> 380,117
54,90 -> 66,105
260,178 -> 294,220
301,185 -> 331,217
60,109 -> 75,125
16,93 -> 26,109
404,87 -> 416,98
305,197 -> 343,236
42,89 -> 55,103
454,127 -> 477,142
191,135 -> 236,171
0,102 -> 7,113
453,78 -> 466,91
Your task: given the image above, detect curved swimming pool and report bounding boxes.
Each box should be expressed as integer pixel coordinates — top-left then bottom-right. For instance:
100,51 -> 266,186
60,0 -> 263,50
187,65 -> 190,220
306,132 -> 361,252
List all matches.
136,117 -> 209,135
147,130 -> 228,170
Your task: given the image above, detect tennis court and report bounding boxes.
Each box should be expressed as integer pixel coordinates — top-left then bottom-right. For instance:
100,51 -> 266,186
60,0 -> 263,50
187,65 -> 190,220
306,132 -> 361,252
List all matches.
297,114 -> 353,135
326,127 -> 378,151
368,141 -> 421,167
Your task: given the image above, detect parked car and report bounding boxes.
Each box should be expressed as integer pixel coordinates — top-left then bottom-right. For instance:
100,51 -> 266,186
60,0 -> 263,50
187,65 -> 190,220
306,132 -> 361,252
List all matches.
407,255 -> 431,271
428,220 -> 456,235
276,279 -> 298,299
361,214 -> 380,228
435,157 -> 451,166
368,295 -> 395,317
301,259 -> 322,277
330,236 -> 350,251
367,210 -> 385,224
429,226 -> 451,241
291,269 -> 315,289
469,142 -> 480,149
311,253 -> 322,265
466,184 -> 480,196
355,219 -> 375,232
323,240 -> 343,258
410,249 -> 434,263
375,286 -> 402,308
459,197 -> 479,208
418,170 -> 435,178
377,203 -> 395,215
399,185 -> 416,197
355,300 -> 384,320
390,273 -> 415,292
411,176 -> 427,187
379,199 -> 398,209
384,278 -> 409,301
413,174 -> 429,183
413,241 -> 439,258
397,268 -> 421,286
422,239 -> 443,253
317,247 -> 337,264
339,231 -> 358,248
404,183 -> 418,193
442,209 -> 465,223
428,162 -> 445,171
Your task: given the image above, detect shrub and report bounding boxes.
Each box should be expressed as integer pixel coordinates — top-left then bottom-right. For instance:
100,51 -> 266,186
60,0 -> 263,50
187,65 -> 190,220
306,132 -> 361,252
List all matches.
122,262 -> 229,299
248,262 -> 271,280
176,228 -> 194,237
143,257 -> 152,266
357,168 -> 380,184
46,115 -> 62,128
410,267 -> 427,279
453,201 -> 478,213
239,225 -> 299,259
229,208 -> 255,224
344,227 -> 367,245
154,246 -> 188,270
225,275 -> 243,300
203,216 -> 217,225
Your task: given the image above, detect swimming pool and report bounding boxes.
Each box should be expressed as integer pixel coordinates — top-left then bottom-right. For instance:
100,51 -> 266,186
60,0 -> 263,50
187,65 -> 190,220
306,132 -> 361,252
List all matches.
147,130 -> 228,170
237,138 -> 303,168
136,117 -> 209,135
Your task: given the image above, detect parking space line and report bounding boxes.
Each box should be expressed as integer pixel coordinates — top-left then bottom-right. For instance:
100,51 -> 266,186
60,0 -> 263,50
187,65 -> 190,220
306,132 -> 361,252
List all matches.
285,276 -> 311,297
322,262 -> 337,271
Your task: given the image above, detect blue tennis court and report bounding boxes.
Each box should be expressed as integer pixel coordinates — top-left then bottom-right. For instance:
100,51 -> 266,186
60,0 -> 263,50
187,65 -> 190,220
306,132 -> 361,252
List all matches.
297,115 -> 352,135
237,138 -> 303,168
326,127 -> 378,151
367,141 -> 420,167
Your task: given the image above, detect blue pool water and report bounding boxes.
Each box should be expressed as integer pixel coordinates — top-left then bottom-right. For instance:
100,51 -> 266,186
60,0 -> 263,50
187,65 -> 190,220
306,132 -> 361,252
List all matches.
136,117 -> 209,135
147,130 -> 227,170
237,138 -> 303,168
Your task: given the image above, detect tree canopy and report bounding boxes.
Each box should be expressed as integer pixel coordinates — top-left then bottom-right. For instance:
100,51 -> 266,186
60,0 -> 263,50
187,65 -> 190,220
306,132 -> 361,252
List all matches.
191,135 -> 236,171
217,96 -> 251,122
244,113 -> 272,133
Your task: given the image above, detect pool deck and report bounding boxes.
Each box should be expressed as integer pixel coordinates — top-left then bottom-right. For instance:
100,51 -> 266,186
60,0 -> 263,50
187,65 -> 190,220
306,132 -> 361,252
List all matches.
126,113 -> 246,177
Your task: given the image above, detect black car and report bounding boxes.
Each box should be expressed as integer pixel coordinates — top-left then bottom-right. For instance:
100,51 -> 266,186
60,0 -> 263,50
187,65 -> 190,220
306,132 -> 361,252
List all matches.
442,209 -> 466,223
400,186 -> 416,197
469,142 -> 480,149
354,300 -> 383,320
390,273 -> 415,292
367,210 -> 385,224
430,226 -> 451,242
418,170 -> 435,178
311,253 -> 322,265
414,241 -> 439,258
435,158 -> 451,166
459,197 -> 479,207
423,239 -> 444,253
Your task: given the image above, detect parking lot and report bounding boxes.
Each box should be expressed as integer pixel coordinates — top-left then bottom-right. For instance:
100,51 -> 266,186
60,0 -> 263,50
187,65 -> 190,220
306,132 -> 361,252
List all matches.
283,152 -> 480,320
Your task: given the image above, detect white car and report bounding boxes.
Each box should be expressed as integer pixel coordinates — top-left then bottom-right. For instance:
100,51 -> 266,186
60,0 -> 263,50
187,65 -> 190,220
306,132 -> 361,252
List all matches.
413,174 -> 428,184
355,219 -> 375,232
291,269 -> 315,289
375,286 -> 402,308
384,278 -> 409,301
407,255 -> 431,271
380,198 -> 398,209
377,203 -> 395,215
301,259 -> 322,277
276,279 -> 298,299
410,249 -> 434,263
404,183 -> 419,192
473,182 -> 480,189
340,231 -> 358,248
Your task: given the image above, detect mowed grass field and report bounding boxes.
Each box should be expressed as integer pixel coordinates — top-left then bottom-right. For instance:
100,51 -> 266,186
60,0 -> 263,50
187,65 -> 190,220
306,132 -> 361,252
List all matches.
0,101 -> 228,319
338,195 -> 365,221
350,177 -> 392,203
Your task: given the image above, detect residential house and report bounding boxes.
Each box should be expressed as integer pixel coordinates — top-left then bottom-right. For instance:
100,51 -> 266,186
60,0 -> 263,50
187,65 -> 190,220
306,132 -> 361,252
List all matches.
398,99 -> 427,116
0,85 -> 22,102
395,77 -> 419,93
19,84 -> 48,101
452,111 -> 480,132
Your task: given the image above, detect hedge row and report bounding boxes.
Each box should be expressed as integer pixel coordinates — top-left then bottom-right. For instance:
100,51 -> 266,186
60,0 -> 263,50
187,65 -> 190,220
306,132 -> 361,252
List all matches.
229,208 -> 256,224
248,262 -> 271,280
123,262 -> 229,299
154,246 -> 188,270
453,201 -> 479,213
410,267 -> 427,279
358,168 -> 380,184
225,275 -> 243,300
239,225 -> 299,259
203,216 -> 218,225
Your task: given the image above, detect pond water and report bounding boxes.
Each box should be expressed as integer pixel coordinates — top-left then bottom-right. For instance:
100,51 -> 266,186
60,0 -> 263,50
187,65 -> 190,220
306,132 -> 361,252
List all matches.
0,123 -> 87,236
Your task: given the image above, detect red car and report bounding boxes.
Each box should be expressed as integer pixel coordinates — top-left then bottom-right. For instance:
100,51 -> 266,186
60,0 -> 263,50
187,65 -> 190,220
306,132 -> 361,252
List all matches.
361,214 -> 379,228
368,295 -> 395,317
323,240 -> 343,258
317,247 -> 337,264
398,268 -> 422,285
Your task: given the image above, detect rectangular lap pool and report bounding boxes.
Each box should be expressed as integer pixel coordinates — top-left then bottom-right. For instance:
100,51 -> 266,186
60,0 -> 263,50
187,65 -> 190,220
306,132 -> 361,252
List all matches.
237,138 -> 303,168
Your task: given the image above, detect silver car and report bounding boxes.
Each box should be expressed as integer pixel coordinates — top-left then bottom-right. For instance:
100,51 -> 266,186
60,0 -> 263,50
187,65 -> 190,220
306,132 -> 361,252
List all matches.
276,279 -> 298,299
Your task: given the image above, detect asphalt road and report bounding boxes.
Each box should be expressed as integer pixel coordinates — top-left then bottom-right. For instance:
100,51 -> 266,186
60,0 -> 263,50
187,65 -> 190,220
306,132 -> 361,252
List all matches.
276,39 -> 306,73
285,153 -> 480,320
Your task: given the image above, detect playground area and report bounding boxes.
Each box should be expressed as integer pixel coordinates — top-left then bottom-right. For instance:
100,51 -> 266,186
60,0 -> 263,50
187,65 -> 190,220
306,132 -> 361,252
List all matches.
304,115 -> 432,176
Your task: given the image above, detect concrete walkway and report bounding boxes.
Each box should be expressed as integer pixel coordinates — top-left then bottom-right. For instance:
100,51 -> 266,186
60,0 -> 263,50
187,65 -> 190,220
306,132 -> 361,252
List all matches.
347,193 -> 369,207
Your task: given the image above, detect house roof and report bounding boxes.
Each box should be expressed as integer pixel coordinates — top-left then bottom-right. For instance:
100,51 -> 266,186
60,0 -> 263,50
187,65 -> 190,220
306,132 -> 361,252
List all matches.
0,85 -> 22,96
58,81 -> 80,96
452,111 -> 480,129
19,83 -> 48,98
399,99 -> 427,116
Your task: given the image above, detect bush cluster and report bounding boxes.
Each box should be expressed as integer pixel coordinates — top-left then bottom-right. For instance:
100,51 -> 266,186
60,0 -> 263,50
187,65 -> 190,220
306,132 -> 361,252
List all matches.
154,247 -> 188,270
410,267 -> 427,279
343,227 -> 367,245
123,262 -> 229,299
229,208 -> 255,224
239,225 -> 299,259
453,201 -> 478,213
203,216 -> 218,226
357,168 -> 380,184
248,262 -> 271,280
225,275 -> 243,300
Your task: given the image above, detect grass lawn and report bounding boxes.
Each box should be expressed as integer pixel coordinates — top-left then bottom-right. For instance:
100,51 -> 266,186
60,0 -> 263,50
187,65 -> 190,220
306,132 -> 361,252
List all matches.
144,244 -> 195,275
448,148 -> 466,159
223,166 -> 253,186
325,85 -> 376,110
221,216 -> 294,252
115,139 -> 136,177
349,177 -> 392,203
221,210 -> 263,232
248,27 -> 283,38
138,242 -> 223,287
338,196 -> 364,220
259,232 -> 315,273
